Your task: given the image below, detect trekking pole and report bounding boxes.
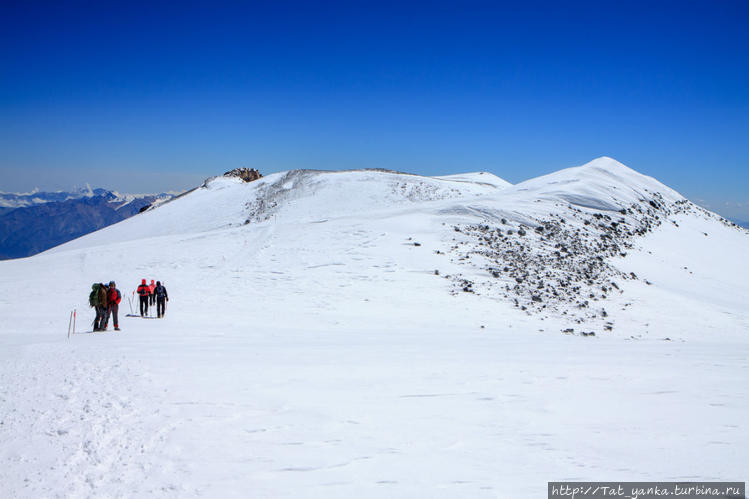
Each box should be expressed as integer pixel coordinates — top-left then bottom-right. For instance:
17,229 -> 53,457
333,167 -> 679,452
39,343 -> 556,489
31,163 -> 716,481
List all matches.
73,309 -> 76,334
67,310 -> 73,339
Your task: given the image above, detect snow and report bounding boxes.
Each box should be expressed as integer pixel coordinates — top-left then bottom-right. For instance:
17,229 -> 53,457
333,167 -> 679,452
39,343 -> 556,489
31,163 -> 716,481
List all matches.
0,159 -> 747,497
433,171 -> 512,189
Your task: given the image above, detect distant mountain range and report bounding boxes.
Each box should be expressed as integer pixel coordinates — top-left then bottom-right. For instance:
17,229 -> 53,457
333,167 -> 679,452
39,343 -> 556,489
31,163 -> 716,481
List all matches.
0,187 -> 176,259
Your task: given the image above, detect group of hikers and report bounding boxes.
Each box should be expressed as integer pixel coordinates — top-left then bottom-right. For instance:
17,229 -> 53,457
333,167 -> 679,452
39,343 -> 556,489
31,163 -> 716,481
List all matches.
89,281 -> 121,332
88,279 -> 169,332
137,279 -> 169,318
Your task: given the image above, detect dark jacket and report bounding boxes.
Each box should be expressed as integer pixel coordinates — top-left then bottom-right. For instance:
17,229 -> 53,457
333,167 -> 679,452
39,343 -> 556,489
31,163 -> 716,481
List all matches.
97,285 -> 108,308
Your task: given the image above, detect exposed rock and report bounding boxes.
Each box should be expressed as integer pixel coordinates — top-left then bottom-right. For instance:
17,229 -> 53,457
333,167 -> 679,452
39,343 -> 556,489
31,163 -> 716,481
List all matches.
442,193 -> 711,328
224,168 -> 262,182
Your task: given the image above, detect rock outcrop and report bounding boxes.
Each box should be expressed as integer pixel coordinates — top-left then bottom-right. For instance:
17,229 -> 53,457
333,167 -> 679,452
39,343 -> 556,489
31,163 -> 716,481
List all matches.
224,168 -> 262,183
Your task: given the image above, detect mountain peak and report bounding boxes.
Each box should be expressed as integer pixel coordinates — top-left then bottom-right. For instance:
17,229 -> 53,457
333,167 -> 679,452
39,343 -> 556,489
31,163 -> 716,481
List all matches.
581,156 -> 629,170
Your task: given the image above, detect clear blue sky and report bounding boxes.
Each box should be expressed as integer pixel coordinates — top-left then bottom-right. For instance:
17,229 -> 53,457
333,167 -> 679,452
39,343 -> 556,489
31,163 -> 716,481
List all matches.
1,1 -> 748,218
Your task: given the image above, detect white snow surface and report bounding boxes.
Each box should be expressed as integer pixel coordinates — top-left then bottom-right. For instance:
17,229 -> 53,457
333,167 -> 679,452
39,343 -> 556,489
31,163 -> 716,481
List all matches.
1,157 -> 748,497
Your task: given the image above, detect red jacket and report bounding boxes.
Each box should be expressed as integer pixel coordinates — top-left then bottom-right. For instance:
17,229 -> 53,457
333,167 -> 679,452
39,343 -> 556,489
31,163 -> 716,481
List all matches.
108,287 -> 121,305
137,284 -> 150,296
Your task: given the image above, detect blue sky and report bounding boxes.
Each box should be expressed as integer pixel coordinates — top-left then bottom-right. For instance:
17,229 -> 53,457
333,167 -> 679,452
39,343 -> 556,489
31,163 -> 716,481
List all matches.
1,1 -> 748,218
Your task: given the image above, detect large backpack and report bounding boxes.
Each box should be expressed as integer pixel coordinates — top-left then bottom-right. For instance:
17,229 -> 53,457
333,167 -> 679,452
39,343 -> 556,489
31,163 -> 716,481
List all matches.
89,284 -> 100,307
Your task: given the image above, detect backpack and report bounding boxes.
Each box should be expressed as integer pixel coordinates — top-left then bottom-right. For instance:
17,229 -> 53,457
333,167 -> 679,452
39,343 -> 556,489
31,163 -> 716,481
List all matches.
89,284 -> 100,307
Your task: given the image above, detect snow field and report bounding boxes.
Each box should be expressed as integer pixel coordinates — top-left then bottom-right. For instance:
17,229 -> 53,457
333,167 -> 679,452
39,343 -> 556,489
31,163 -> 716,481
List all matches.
1,157 -> 747,497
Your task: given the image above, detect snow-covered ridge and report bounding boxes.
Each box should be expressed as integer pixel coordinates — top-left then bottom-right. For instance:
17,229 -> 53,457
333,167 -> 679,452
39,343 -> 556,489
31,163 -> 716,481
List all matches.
433,171 -> 512,188
425,158 -> 749,330
511,156 -> 683,210
241,168 -> 511,224
41,156 -> 749,334
48,168 -> 512,250
56,158 -> 682,248
52,159 -> 686,250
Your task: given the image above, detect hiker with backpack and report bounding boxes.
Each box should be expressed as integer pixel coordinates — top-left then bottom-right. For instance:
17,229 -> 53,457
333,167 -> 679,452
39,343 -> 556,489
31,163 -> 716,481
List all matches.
154,281 -> 169,318
137,279 -> 150,316
149,279 -> 156,306
103,281 -> 121,331
89,282 -> 108,331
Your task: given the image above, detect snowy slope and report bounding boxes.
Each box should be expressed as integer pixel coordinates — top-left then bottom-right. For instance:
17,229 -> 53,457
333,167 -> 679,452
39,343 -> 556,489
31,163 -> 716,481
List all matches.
48,169 -> 509,251
0,158 -> 747,498
433,171 -> 512,188
513,156 -> 683,208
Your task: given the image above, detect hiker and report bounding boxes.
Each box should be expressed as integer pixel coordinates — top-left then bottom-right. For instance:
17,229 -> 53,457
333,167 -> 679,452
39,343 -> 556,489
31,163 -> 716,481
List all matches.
154,281 -> 169,318
149,279 -> 156,306
89,283 -> 107,331
137,279 -> 150,316
104,281 -> 121,331
98,283 -> 109,330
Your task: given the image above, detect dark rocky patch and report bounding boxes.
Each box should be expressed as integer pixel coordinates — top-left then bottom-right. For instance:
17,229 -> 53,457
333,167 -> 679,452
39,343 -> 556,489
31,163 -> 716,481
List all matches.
224,168 -> 262,182
440,194 -> 725,328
